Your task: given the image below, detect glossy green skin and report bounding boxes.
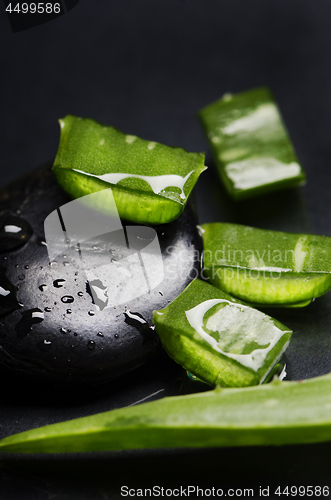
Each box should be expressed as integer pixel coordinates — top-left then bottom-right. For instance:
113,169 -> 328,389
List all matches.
199,87 -> 306,200
201,223 -> 331,307
153,279 -> 291,387
3,374 -> 331,452
53,116 -> 206,224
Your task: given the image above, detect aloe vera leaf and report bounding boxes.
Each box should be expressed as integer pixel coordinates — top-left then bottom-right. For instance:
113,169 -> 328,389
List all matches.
199,87 -> 306,200
153,279 -> 291,387
200,222 -> 331,307
52,116 -> 206,224
3,373 -> 331,453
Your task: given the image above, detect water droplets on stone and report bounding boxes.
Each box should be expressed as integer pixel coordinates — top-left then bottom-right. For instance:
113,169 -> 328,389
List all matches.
124,310 -> 154,340
37,339 -> 52,352
0,215 -> 33,253
53,279 -> 66,288
61,295 -> 74,304
77,291 -> 83,297
0,267 -> 21,318
63,261 -> 70,267
87,340 -> 96,350
15,308 -> 44,339
39,284 -> 47,292
88,310 -> 95,316
97,332 -> 104,337
44,307 -> 51,312
66,308 -> 72,314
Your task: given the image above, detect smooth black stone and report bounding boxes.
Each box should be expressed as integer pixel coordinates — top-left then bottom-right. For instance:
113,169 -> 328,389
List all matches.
0,165 -> 201,386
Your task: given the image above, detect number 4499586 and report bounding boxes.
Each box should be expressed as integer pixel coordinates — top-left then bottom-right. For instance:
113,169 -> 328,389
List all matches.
5,3 -> 61,14
275,486 -> 329,496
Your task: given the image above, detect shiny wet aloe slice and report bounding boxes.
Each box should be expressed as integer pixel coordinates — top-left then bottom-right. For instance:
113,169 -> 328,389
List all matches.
200,222 -> 331,307
53,116 -> 206,224
5,373 -> 331,452
199,87 -> 306,200
153,279 -> 291,387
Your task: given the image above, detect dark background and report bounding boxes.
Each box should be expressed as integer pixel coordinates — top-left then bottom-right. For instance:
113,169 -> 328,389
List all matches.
1,0 -> 331,498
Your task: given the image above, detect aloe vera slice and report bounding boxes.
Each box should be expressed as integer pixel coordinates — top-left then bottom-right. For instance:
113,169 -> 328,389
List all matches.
200,222 -> 331,307
4,373 -> 331,453
153,279 -> 291,387
52,116 -> 206,224
199,87 -> 306,200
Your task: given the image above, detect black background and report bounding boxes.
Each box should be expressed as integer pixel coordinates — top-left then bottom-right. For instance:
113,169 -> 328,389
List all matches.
1,0 -> 331,498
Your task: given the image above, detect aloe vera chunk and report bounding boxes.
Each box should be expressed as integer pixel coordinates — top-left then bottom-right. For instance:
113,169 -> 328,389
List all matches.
5,373 -> 331,453
153,279 -> 291,387
200,222 -> 331,307
52,116 -> 206,224
199,87 -> 306,200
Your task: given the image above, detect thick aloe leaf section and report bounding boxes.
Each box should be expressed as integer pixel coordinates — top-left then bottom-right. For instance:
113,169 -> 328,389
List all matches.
53,116 -> 206,224
199,87 -> 306,200
200,223 -> 331,307
4,374 -> 331,452
153,279 -> 291,387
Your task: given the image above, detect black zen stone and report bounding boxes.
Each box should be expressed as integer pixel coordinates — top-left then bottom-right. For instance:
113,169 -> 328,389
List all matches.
0,165 -> 201,386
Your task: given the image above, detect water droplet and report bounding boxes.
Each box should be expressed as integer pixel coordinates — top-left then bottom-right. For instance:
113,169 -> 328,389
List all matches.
88,310 -> 95,316
37,237 -> 47,247
15,264 -> 19,268
24,265 -> 29,270
60,327 -> 67,334
39,284 -> 47,292
61,295 -> 74,304
44,307 -> 51,312
66,308 -> 72,314
87,340 -> 95,350
74,332 -> 78,336
159,291 -> 163,296
63,261 -> 70,267
15,308 -> 44,339
75,272 -> 78,276
63,254 -> 67,259
0,267 -> 21,318
0,215 -> 33,253
114,334 -> 119,339
18,274 -> 25,280
92,246 -> 98,250
97,332 -> 104,337
77,291 -> 83,297
53,279 -> 66,288
49,261 -> 58,266
124,310 -> 154,339
37,339 -> 52,352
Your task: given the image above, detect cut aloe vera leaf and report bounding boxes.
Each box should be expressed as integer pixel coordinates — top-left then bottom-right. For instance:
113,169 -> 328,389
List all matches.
153,279 -> 292,388
4,373 -> 331,452
200,222 -> 331,307
199,87 -> 306,200
52,116 -> 206,224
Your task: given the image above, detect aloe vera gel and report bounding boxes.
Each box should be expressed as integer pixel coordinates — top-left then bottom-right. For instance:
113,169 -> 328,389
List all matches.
53,116 -> 206,224
153,279 -> 292,387
199,87 -> 306,200
200,223 -> 331,307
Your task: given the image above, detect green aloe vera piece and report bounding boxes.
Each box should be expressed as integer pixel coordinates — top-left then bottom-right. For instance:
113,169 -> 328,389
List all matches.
153,279 -> 291,387
199,87 -> 306,200
200,223 -> 331,307
52,116 -> 206,224
4,373 -> 331,452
